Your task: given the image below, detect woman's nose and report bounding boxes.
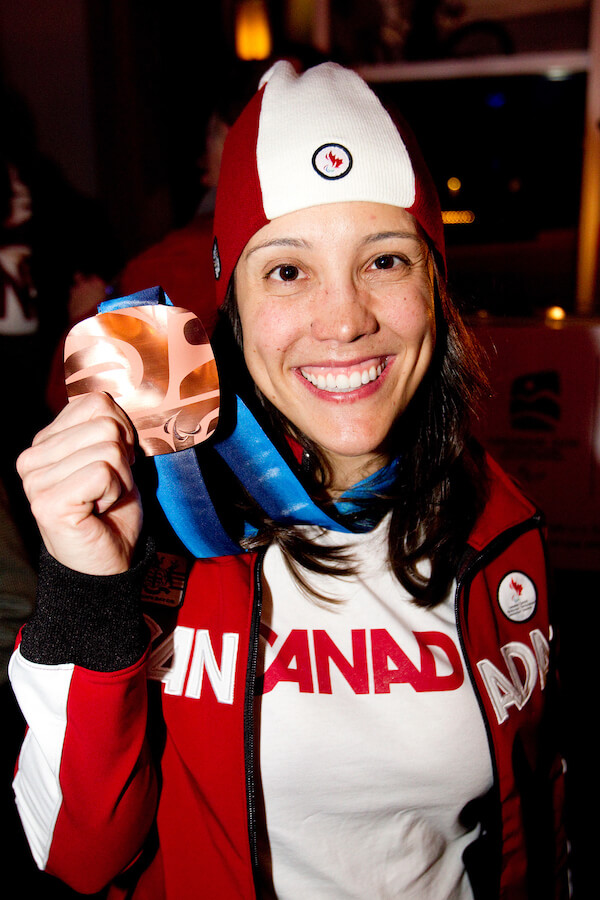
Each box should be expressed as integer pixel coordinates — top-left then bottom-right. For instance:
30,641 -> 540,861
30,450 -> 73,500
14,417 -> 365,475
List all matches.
310,282 -> 378,343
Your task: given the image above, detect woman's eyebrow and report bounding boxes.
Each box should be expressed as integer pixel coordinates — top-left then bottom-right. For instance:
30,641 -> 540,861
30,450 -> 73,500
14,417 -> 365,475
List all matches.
245,237 -> 311,257
363,231 -> 424,245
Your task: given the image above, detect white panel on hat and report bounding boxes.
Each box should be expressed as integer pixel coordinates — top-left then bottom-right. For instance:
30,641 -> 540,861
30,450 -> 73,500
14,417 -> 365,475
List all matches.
256,62 -> 416,221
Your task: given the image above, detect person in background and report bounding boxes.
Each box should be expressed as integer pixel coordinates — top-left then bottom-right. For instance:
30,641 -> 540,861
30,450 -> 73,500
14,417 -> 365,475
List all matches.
1,81 -> 123,554
0,147 -> 46,531
10,62 -> 567,899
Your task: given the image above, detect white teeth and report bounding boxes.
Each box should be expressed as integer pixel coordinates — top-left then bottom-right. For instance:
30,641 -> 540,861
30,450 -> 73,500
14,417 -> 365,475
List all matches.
301,361 -> 387,393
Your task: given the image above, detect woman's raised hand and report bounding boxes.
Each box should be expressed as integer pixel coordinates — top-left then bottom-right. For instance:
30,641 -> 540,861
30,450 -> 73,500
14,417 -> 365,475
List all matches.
17,392 -> 143,575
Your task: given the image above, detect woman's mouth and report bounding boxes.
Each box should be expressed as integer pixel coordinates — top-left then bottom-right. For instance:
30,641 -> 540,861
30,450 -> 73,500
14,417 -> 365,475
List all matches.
299,359 -> 388,393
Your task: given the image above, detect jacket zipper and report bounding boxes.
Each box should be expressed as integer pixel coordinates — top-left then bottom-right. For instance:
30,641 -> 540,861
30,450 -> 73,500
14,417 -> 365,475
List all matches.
244,551 -> 265,882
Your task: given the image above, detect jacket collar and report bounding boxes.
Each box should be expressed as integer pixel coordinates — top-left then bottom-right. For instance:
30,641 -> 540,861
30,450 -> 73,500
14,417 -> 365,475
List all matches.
468,454 -> 539,554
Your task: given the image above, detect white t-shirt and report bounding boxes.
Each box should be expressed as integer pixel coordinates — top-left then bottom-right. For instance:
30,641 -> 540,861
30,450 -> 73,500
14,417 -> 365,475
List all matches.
255,516 -> 493,899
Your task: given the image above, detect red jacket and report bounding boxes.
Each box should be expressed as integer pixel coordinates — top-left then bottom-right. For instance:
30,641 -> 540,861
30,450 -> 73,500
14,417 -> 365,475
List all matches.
10,456 -> 567,899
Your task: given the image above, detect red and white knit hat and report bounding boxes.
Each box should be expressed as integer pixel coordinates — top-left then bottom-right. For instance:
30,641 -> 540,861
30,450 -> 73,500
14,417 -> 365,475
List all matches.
212,61 -> 445,306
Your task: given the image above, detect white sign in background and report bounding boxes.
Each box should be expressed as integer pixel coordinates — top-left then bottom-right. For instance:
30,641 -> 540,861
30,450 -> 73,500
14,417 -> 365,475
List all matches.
471,318 -> 600,571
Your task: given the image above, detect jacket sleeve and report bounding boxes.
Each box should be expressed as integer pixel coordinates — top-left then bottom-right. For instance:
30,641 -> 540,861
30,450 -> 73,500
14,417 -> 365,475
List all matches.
9,542 -> 159,895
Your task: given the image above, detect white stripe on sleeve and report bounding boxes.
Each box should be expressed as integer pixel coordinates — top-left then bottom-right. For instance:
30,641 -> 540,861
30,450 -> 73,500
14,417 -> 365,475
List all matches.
9,647 -> 74,870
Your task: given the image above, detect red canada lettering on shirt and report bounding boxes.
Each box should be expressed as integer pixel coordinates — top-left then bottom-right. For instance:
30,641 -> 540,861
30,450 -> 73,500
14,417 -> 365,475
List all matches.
259,626 -> 464,695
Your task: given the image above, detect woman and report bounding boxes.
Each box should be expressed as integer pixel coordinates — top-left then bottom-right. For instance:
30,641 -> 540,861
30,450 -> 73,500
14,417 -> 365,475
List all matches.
10,62 -> 566,899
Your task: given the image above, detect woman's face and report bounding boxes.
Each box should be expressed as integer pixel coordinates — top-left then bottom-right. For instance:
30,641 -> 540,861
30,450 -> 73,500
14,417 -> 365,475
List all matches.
234,201 -> 436,490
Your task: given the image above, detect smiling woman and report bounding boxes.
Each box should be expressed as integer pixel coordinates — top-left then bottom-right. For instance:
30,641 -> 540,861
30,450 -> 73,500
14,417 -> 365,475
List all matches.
10,61 -> 568,900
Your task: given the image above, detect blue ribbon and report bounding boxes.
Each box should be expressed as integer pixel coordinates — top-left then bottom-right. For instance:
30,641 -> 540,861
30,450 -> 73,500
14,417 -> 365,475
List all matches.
335,458 -> 399,521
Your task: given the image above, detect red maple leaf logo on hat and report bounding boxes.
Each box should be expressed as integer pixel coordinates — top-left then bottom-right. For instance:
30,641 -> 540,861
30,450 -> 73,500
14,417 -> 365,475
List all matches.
509,578 -> 523,596
326,150 -> 343,169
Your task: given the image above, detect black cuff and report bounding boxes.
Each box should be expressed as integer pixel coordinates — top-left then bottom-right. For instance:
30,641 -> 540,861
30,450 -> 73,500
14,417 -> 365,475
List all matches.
19,540 -> 156,672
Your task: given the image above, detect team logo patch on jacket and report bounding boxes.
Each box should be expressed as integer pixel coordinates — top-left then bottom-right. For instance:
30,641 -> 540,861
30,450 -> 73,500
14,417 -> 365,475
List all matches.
497,571 -> 537,622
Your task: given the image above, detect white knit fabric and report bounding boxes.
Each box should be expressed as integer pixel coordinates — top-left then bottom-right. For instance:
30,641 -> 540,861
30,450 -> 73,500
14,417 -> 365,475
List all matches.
256,62 -> 416,221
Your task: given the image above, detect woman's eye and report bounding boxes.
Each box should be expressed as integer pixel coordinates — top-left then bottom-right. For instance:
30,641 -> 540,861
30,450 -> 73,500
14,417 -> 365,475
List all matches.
269,264 -> 300,282
371,254 -> 407,271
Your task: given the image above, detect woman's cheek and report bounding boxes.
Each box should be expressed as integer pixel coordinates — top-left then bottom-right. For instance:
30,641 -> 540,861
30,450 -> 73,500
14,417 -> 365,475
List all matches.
386,296 -> 435,340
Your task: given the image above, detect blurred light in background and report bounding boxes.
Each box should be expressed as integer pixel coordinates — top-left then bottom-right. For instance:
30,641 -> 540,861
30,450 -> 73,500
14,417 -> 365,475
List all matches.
545,305 -> 567,322
442,210 -> 476,225
235,0 -> 272,60
546,68 -> 571,82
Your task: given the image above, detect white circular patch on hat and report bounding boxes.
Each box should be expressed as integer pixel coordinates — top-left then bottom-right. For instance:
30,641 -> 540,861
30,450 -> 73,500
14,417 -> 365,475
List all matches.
498,572 -> 537,622
312,143 -> 353,180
